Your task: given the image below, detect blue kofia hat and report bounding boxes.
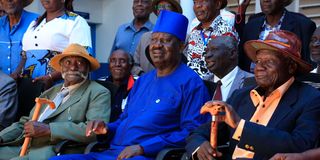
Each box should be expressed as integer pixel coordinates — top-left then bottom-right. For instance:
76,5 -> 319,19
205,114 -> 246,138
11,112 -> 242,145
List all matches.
153,10 -> 189,42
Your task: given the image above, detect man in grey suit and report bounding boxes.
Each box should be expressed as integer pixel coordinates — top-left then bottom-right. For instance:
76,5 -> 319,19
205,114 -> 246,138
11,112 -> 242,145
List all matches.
0,70 -> 18,131
204,35 -> 253,101
0,44 -> 111,160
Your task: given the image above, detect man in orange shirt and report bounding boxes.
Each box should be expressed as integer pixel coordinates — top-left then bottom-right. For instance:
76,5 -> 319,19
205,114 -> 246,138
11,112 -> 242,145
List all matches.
186,30 -> 320,160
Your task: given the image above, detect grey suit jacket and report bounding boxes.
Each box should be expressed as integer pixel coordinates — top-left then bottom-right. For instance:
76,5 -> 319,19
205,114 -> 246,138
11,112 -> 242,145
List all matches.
227,68 -> 254,99
0,80 -> 111,158
0,71 -> 18,130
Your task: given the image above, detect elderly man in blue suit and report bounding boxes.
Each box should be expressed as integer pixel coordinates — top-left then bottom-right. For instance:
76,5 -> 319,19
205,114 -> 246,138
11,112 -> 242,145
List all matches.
186,30 -> 320,160
204,35 -> 253,100
50,10 -> 210,160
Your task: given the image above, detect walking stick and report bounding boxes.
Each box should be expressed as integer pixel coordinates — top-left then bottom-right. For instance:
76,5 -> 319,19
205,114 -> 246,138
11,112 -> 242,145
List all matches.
20,98 -> 55,157
200,103 -> 225,149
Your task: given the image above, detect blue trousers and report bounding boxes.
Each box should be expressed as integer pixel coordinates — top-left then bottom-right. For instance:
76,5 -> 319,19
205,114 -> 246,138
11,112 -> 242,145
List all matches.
49,149 -> 154,160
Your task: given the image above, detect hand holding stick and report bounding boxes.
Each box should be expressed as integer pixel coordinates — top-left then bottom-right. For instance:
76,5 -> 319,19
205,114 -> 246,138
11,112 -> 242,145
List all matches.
20,98 -> 55,157
200,102 -> 225,149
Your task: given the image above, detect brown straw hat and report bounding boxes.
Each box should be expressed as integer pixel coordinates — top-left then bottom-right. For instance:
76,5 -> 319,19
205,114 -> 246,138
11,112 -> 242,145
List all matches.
50,44 -> 100,72
244,30 -> 312,74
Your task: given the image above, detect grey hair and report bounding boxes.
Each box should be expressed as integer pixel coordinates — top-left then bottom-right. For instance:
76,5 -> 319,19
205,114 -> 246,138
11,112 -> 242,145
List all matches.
109,49 -> 134,65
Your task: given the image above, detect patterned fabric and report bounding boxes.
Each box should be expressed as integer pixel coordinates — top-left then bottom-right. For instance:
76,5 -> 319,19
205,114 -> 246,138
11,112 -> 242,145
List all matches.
259,10 -> 286,40
184,15 -> 238,80
22,11 -> 92,78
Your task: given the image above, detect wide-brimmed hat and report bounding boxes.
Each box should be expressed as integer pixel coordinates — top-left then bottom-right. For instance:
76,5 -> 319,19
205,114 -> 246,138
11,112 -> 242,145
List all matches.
50,44 -> 100,72
283,0 -> 293,7
153,10 -> 188,41
152,0 -> 182,14
23,0 -> 33,7
244,30 -> 312,74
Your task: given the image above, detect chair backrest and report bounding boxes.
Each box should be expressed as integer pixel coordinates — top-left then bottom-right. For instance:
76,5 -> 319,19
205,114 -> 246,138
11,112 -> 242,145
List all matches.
296,73 -> 320,90
16,78 -> 45,121
95,80 -> 120,122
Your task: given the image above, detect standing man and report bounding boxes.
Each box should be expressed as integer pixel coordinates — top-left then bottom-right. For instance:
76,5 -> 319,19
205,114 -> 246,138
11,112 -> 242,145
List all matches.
0,70 -> 18,131
132,0 -> 182,76
186,30 -> 320,160
0,44 -> 111,160
204,35 -> 253,100
239,0 -> 316,72
50,10 -> 210,160
184,0 -> 238,81
110,0 -> 153,56
0,0 -> 38,77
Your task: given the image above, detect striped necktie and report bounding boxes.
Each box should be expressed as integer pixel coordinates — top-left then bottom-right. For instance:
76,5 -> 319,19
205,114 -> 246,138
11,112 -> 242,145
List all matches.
38,88 -> 69,122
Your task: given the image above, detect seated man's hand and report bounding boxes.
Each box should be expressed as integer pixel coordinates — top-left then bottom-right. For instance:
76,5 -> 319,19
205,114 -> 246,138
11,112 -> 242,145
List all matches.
86,120 -> 108,136
204,101 -> 241,129
24,121 -> 51,138
117,145 -> 144,160
270,153 -> 304,160
197,141 -> 222,160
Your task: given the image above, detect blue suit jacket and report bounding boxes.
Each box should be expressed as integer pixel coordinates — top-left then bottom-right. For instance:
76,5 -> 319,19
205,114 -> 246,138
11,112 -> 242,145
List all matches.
238,10 -> 316,71
186,81 -> 320,160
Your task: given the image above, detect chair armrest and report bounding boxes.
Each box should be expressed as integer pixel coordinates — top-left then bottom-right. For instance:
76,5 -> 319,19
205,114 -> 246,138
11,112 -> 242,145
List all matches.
54,140 -> 87,155
84,141 -> 109,154
155,148 -> 185,160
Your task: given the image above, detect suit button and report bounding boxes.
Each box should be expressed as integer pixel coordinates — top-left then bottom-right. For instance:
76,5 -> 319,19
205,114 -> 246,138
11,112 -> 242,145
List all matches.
245,144 -> 250,149
250,146 -> 254,151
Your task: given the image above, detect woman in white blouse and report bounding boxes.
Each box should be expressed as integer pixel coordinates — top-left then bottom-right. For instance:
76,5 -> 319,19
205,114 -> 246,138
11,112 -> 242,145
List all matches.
19,0 -> 92,88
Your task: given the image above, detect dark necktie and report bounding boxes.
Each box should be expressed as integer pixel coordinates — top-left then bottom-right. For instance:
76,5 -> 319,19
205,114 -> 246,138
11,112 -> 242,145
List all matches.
213,81 -> 222,100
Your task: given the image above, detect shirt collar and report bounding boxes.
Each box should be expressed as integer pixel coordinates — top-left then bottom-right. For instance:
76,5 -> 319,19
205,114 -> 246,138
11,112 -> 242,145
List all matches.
262,10 -> 286,31
1,10 -> 27,27
62,79 -> 87,95
126,19 -> 153,32
250,76 -> 295,107
193,15 -> 223,31
214,66 -> 239,88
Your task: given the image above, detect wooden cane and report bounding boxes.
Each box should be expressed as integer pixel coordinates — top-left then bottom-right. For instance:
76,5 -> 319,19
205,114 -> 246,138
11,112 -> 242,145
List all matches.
20,98 -> 55,157
200,103 -> 225,149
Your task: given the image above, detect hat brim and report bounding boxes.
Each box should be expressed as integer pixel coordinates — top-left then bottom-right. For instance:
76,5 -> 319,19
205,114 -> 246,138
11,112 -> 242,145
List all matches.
49,52 -> 100,72
23,0 -> 33,7
244,40 -> 312,74
152,0 -> 182,14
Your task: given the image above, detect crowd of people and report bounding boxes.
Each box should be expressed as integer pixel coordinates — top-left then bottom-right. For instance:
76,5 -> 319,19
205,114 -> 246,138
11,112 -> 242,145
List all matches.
0,0 -> 319,160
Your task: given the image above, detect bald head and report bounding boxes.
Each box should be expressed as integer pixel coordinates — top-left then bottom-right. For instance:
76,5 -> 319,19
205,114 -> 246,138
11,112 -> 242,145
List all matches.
205,36 -> 238,78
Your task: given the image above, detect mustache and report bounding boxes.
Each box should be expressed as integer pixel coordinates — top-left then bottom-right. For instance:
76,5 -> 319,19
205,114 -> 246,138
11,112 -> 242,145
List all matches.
62,71 -> 88,79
